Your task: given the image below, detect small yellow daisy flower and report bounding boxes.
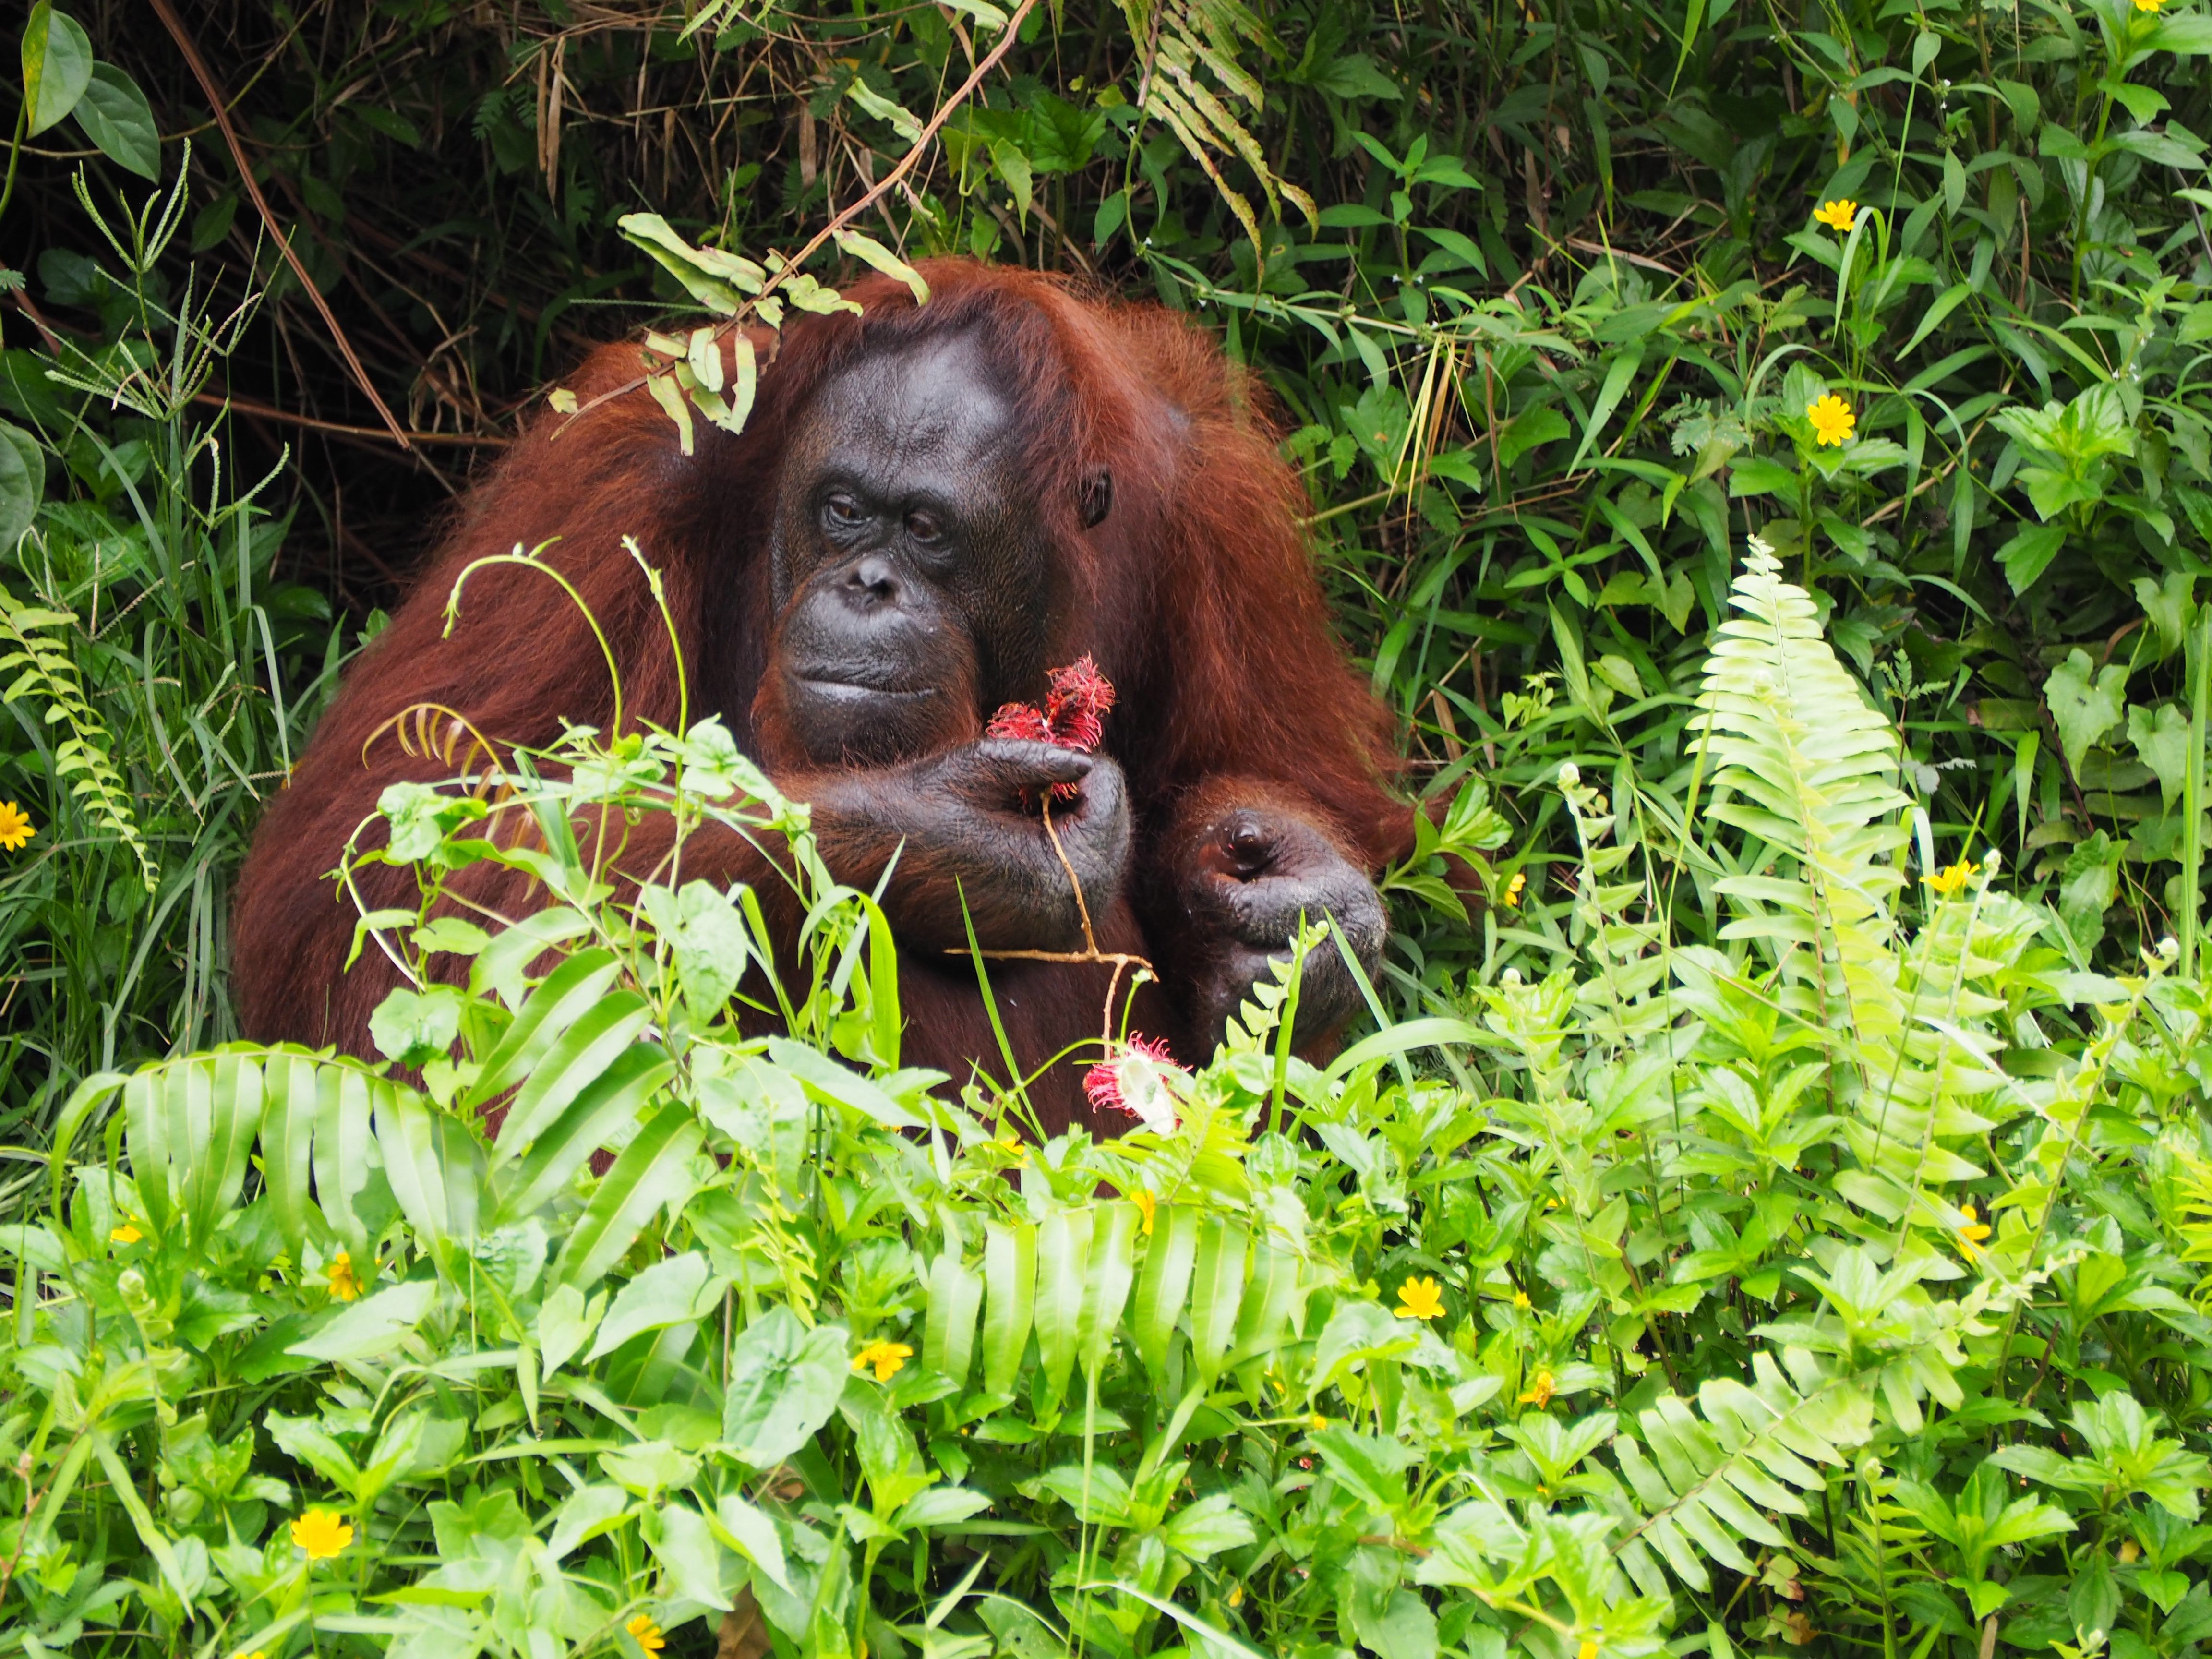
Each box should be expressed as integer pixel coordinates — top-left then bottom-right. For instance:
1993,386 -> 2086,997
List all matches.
2133,0 -> 2162,12
1130,1189 -> 1156,1236
110,1222 -> 143,1244
1520,1369 -> 1557,1407
1923,858 -> 1980,897
1503,870 -> 1526,908
325,1250 -> 362,1301
1808,394 -> 1856,447
0,802 -> 34,852
235,1651 -> 269,1659
627,1614 -> 668,1654
1958,1202 -> 1991,1243
1814,198 -> 1859,232
854,1339 -> 913,1382
1308,1412 -> 1329,1432
1227,1584 -> 1244,1608
1395,1277 -> 1445,1321
290,1509 -> 353,1560
1579,1643 -> 1601,1659
998,1135 -> 1025,1162
1512,1289 -> 1532,1309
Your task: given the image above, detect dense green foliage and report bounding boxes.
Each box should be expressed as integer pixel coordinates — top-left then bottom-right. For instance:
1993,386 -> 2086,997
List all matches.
6,0 -> 2212,1654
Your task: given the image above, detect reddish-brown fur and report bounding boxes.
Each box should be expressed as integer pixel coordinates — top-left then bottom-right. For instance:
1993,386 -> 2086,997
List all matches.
232,261 -> 1411,1132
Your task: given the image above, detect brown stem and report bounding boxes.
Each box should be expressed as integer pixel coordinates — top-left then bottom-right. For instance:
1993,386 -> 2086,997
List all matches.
148,0 -> 414,452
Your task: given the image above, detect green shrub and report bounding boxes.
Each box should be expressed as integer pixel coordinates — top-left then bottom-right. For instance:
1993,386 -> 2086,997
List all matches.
8,546 -> 2212,1659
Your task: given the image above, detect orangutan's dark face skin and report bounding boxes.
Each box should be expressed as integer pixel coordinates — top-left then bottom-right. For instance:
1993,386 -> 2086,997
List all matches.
767,331 -> 1058,768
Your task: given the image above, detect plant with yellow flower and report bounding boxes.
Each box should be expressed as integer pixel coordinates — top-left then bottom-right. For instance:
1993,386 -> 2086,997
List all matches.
291,1509 -> 353,1560
1813,198 -> 1858,232
1502,869 -> 1526,907
854,1339 -> 913,1382
627,1614 -> 668,1653
1807,394 -> 1856,447
110,1221 -> 143,1244
1956,1202 -> 1992,1252
1923,857 -> 1980,897
0,801 -> 34,852
325,1250 -> 363,1301
1520,1369 -> 1558,1407
1395,1276 -> 1444,1320
1130,1189 -> 1156,1235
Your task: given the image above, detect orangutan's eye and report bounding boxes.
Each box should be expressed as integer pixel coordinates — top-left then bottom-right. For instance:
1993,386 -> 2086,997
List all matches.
824,493 -> 866,529
906,509 -> 944,543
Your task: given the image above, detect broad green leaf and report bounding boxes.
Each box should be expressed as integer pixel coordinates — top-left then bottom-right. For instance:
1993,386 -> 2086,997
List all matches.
0,422 -> 42,549
1188,1217 -> 1249,1385
585,1251 -> 722,1361
1034,1209 -> 1095,1411
550,1101 -> 702,1288
375,1085 -> 483,1247
1160,1493 -> 1257,1560
72,61 -> 158,178
466,948 -> 622,1109
259,1052 -> 322,1255
493,990 -> 651,1156
2045,649 -> 2128,775
547,1483 -> 632,1562
2129,701 -> 2191,806
924,1247 -> 983,1388
313,1065 -> 378,1252
834,228 -> 930,302
721,1306 -> 851,1466
537,1283 -> 605,1376
289,1278 -> 437,1362
709,1491 -> 790,1589
646,1501 -> 733,1611
1131,1204 -> 1199,1380
495,1046 -> 674,1224
22,3 -> 93,135
1077,1202 -> 1140,1382
981,1221 -> 1036,1398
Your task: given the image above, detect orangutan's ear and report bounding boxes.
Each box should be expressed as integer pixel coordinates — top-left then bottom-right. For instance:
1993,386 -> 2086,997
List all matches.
1077,469 -> 1114,529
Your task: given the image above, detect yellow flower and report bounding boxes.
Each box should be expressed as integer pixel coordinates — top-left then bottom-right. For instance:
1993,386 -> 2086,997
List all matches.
1579,1644 -> 1601,1659
998,1135 -> 1025,1162
325,1250 -> 362,1301
627,1614 -> 668,1654
2120,1539 -> 2143,1563
1958,1202 -> 1992,1243
0,802 -> 34,852
110,1222 -> 143,1244
1131,1189 -> 1156,1236
1520,1369 -> 1557,1407
1512,1290 -> 1532,1309
1227,1584 -> 1244,1608
290,1508 -> 353,1560
1813,198 -> 1859,232
854,1339 -> 913,1382
2133,0 -> 2162,11
235,1651 -> 269,1659
1807,394 -> 1856,447
1309,1412 -> 1329,1432
1503,870 -> 1526,908
1924,857 -> 1981,897
1395,1276 -> 1445,1321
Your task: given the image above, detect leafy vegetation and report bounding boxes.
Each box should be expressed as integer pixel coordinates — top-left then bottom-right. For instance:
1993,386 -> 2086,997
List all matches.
6,0 -> 2212,1653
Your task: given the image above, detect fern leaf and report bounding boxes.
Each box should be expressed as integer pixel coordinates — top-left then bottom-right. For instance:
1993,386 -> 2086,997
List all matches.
1597,1348 -> 1875,1597
0,583 -> 160,892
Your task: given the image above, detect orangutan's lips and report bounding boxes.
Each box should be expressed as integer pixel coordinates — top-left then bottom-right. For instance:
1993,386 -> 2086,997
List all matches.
795,676 -> 937,704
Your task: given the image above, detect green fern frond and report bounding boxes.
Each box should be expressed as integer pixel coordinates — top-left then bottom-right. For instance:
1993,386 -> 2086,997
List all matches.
1119,0 -> 1317,246
1595,1347 -> 1875,1596
1693,543 -> 1912,984
0,583 -> 159,893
